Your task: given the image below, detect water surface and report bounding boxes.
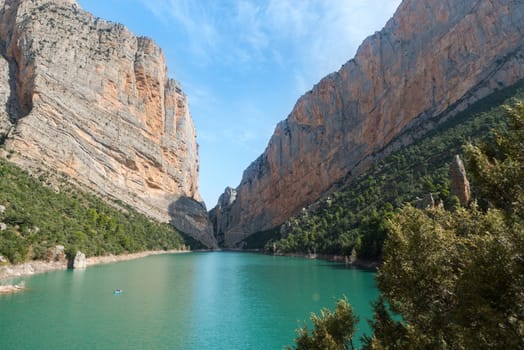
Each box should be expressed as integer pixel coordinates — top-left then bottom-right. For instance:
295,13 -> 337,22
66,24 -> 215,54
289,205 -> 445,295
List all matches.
0,252 -> 378,349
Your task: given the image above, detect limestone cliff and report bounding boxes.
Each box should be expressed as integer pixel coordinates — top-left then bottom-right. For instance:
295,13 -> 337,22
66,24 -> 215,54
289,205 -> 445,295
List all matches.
213,0 -> 524,246
0,0 -> 217,248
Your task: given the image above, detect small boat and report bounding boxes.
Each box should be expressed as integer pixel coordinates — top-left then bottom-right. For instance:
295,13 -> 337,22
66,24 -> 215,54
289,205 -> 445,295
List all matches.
113,289 -> 123,295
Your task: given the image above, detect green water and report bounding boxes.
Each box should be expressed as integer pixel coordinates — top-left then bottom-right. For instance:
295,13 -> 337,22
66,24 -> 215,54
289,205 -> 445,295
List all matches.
0,252 -> 378,349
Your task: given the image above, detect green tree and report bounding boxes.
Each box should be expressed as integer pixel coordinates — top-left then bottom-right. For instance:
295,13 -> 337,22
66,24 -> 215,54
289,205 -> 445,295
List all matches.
288,297 -> 359,350
465,102 -> 524,217
370,101 -> 524,349
361,297 -> 410,350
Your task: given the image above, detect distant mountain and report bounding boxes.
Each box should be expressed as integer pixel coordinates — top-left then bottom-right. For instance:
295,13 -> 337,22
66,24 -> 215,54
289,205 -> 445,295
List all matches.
212,0 -> 524,247
0,0 -> 217,248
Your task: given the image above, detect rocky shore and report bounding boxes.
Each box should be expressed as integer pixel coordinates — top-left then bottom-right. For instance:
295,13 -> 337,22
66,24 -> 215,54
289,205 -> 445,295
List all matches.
0,249 -> 189,294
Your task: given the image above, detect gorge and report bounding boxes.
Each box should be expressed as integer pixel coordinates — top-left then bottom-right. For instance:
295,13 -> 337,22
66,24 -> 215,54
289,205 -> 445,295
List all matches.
1,0 -> 523,348
1,0 -> 523,252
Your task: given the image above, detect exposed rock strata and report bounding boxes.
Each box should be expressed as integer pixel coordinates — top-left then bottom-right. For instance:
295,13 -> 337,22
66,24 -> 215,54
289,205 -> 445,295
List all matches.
0,0 -> 216,247
214,0 -> 524,246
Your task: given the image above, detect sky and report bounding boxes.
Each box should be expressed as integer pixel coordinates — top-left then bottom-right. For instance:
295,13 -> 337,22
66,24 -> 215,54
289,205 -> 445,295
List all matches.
76,0 -> 402,208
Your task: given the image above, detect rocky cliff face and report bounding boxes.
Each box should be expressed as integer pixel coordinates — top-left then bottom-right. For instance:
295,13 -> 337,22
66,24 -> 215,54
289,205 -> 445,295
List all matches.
214,0 -> 524,247
0,0 -> 217,248
209,187 -> 237,246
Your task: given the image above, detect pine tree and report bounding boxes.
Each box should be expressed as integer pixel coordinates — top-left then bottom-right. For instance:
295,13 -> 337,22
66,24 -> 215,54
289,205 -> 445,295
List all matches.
369,101 -> 524,349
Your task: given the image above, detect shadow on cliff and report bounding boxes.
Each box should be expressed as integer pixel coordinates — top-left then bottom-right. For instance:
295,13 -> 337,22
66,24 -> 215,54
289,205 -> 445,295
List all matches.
168,197 -> 218,249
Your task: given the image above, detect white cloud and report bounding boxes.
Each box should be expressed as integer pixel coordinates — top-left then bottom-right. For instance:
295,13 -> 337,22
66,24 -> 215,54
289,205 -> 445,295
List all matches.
235,1 -> 268,52
265,0 -> 319,40
140,0 -> 401,80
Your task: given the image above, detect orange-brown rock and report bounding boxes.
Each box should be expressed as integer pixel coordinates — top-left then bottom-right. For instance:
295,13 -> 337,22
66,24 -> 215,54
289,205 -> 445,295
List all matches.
213,0 -> 524,246
449,155 -> 470,206
0,0 -> 217,247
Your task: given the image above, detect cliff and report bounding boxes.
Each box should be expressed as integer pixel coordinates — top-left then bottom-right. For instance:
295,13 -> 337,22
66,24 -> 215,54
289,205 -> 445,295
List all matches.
213,0 -> 524,247
0,0 -> 217,248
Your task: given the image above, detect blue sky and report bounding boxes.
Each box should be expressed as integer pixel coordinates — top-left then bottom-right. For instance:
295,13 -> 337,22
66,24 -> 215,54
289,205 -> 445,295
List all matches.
77,0 -> 401,208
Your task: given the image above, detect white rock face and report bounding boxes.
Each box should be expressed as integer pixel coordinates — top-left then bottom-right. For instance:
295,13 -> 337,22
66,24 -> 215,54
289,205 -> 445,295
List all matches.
0,54 -> 11,140
73,251 -> 86,269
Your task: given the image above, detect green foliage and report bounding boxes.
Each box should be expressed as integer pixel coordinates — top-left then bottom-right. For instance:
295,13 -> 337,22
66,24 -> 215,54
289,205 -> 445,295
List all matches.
288,297 -> 359,350
0,228 -> 29,264
361,297 -> 410,350
465,102 -> 524,217
241,226 -> 281,250
282,94 -> 523,350
0,158 -> 193,263
265,89 -> 524,260
369,100 -> 524,349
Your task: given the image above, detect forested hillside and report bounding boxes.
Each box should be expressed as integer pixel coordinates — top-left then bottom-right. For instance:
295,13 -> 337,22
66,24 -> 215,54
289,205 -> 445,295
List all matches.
0,158 -> 195,264
258,86 -> 524,261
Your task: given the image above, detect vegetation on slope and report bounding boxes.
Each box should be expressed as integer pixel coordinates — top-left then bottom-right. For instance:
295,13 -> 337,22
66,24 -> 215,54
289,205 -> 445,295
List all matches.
0,158 -> 191,264
288,297 -> 359,350
288,100 -> 524,349
263,87 -> 524,260
364,100 -> 524,349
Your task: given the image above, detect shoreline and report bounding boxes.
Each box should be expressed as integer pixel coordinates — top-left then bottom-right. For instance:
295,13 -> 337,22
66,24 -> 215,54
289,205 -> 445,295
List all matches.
221,248 -> 380,270
0,249 -> 189,293
270,252 -> 380,270
0,248 -> 378,295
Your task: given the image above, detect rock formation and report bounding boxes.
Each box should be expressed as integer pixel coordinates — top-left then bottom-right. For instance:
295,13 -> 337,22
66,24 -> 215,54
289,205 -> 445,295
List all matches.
449,155 -> 470,206
416,193 -> 436,210
50,245 -> 66,262
0,52 -> 10,141
209,187 -> 237,246
0,0 -> 216,247
72,251 -> 86,269
0,203 -> 4,231
214,0 -> 524,246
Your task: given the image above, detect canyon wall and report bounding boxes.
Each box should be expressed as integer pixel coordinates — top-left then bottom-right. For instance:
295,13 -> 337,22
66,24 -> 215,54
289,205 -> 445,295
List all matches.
0,0 -> 217,247
213,0 -> 524,246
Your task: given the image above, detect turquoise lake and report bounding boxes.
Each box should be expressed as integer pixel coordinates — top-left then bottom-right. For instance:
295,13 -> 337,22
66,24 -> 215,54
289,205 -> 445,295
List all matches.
0,252 -> 378,349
